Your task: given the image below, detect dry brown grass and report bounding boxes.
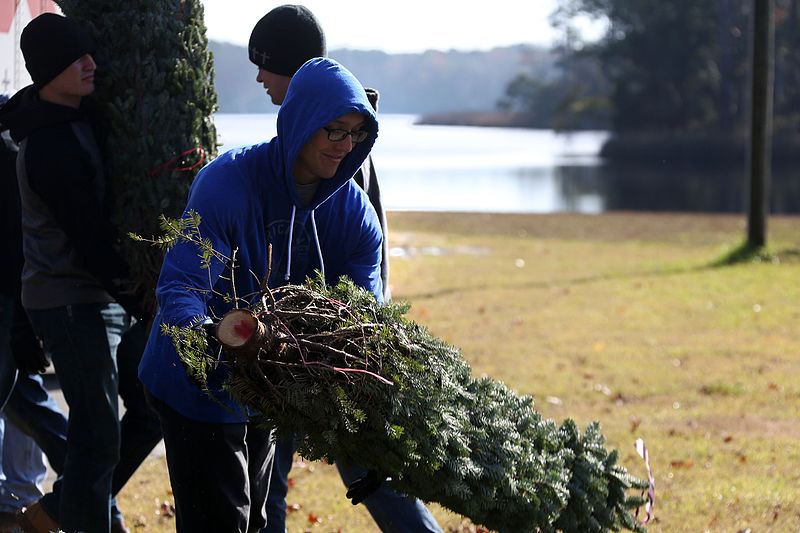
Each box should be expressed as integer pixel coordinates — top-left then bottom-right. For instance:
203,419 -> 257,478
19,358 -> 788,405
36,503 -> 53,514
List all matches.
116,212 -> 800,532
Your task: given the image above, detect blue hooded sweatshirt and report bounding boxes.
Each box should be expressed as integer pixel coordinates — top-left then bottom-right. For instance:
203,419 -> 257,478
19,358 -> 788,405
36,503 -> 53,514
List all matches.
138,58 -> 382,423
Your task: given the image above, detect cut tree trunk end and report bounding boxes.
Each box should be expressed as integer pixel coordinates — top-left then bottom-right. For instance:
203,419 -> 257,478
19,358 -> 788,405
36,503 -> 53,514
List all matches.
216,308 -> 272,361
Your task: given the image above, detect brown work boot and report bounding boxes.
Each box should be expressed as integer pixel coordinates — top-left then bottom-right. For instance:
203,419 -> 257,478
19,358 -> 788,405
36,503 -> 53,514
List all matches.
15,502 -> 58,533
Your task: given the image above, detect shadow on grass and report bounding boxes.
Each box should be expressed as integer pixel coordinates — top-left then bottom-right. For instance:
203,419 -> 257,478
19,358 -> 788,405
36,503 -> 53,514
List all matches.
710,240 -> 800,267
710,241 -> 773,266
404,241 -> 800,301
404,265 -> 694,301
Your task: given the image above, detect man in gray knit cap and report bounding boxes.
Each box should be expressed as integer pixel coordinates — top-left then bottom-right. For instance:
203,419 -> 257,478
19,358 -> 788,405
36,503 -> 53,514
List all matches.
249,5 -> 441,533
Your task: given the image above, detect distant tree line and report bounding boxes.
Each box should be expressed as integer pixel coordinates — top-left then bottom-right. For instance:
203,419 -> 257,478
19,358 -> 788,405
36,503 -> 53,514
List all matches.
502,0 -> 800,162
210,41 -> 554,115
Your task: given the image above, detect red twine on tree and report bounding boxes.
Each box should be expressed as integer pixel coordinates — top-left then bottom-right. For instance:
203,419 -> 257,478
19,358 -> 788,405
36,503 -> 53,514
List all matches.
148,147 -> 206,178
634,438 -> 655,524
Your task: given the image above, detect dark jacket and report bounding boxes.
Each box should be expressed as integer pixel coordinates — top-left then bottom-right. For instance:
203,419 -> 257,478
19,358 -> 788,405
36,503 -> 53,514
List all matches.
0,129 -> 22,298
355,87 -> 390,299
0,86 -> 143,318
0,109 -> 51,376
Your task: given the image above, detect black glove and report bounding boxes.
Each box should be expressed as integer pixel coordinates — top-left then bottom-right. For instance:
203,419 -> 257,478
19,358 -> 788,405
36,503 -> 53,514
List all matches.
346,470 -> 386,505
10,309 -> 49,374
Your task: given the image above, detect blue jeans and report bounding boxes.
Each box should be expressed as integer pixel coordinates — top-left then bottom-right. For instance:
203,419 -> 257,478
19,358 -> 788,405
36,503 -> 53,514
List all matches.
112,320 -> 164,495
0,414 -> 46,512
0,294 -> 46,512
4,372 -> 68,480
263,436 -> 442,533
27,302 -> 130,533
7,320 -> 154,524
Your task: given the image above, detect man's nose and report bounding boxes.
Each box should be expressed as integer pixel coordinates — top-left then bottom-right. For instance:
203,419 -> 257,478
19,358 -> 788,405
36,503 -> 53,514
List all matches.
339,135 -> 354,152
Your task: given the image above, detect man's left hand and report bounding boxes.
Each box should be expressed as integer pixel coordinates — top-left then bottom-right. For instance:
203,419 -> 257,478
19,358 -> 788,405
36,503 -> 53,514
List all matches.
346,470 -> 386,505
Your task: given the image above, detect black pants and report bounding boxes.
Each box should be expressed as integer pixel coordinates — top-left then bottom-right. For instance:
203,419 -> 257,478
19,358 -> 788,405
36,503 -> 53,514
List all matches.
147,392 -> 275,533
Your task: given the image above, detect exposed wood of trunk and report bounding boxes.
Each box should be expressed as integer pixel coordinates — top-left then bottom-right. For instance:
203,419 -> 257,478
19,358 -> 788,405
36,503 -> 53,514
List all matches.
216,309 -> 273,361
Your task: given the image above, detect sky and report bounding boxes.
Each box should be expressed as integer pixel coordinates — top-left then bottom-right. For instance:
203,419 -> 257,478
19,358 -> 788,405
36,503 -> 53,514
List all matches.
201,0 -> 578,54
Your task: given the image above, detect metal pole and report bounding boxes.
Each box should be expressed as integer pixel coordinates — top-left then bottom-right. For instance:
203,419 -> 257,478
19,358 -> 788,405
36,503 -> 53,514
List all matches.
747,0 -> 774,248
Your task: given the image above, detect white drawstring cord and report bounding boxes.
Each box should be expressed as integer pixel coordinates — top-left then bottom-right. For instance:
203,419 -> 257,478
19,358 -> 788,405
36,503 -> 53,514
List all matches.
310,210 -> 325,287
284,205 -> 296,282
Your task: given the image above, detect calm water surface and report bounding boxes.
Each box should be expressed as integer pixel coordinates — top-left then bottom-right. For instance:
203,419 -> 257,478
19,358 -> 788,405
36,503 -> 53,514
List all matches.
214,113 -> 800,214
215,113 -> 607,213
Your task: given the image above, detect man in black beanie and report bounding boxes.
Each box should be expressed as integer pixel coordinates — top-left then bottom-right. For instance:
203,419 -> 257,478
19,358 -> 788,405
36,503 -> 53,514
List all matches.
248,6 -> 441,533
249,4 -> 391,318
0,13 -> 160,533
18,13 -> 96,91
249,4 -> 326,106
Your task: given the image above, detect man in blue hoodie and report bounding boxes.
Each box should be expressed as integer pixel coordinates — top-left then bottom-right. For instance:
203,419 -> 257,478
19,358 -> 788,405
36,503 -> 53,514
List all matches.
139,57 -> 391,532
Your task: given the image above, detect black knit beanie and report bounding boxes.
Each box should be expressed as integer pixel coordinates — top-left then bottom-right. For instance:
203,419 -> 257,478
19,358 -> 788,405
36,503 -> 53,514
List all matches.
248,5 -> 326,76
20,13 -> 95,89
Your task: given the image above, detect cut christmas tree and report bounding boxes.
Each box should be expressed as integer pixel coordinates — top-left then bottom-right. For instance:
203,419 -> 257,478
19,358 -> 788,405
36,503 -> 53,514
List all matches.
158,218 -> 650,532
56,0 -> 218,307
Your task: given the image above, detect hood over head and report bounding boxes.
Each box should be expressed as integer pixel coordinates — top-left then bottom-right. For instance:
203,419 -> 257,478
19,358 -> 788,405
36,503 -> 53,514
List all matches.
275,57 -> 378,208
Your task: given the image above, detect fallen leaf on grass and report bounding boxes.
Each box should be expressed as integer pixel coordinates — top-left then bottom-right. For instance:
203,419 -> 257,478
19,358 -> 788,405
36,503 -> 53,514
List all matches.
445,519 -> 492,532
669,459 -> 694,469
307,512 -> 322,524
287,502 -> 302,513
156,499 -> 175,517
770,503 -> 782,522
594,383 -> 612,396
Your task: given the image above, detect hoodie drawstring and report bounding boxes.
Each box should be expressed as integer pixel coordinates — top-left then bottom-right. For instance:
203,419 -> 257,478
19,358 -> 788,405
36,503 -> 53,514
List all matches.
284,205 -> 296,282
310,210 -> 325,286
284,205 -> 325,287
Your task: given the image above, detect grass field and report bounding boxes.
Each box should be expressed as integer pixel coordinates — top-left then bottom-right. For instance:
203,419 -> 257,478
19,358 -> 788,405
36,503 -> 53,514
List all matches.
116,211 -> 800,532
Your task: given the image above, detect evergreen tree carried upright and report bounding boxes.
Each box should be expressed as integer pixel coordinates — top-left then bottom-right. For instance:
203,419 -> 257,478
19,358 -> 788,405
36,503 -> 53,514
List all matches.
56,0 -> 218,307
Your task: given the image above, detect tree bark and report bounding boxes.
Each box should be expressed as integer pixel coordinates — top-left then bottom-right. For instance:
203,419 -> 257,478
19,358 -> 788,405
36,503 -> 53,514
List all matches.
748,0 -> 775,248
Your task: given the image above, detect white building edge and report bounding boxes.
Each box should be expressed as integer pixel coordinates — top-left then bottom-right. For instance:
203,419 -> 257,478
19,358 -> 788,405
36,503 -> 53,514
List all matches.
1,0 -> 59,95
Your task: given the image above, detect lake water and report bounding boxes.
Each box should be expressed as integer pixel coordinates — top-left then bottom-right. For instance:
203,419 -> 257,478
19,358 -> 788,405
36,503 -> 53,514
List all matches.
215,113 -> 800,214
215,113 -> 608,213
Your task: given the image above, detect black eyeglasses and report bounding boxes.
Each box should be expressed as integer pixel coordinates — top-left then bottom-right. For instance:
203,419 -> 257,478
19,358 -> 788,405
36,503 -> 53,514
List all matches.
323,127 -> 370,144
